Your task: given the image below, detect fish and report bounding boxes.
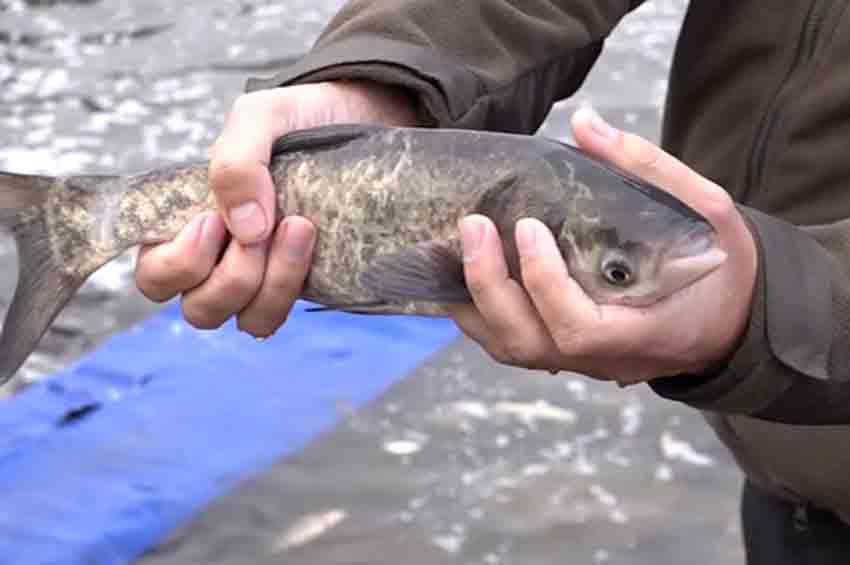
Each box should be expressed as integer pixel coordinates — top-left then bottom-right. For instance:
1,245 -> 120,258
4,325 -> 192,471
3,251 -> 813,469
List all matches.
0,123 -> 726,386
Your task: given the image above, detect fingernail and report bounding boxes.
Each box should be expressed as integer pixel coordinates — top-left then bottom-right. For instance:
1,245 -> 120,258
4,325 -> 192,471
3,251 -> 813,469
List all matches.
229,200 -> 267,242
459,216 -> 485,263
281,217 -> 313,261
515,218 -> 539,256
198,212 -> 224,254
584,107 -> 618,142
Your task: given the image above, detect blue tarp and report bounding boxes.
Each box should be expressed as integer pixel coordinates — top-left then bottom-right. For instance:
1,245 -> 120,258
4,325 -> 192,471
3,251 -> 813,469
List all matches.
0,301 -> 459,565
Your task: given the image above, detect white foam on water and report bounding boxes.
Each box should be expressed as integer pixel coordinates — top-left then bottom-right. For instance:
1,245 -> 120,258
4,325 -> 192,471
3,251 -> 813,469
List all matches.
655,464 -> 674,482
660,431 -> 713,467
565,379 -> 588,398
449,401 -> 490,420
522,463 -> 549,477
491,399 -> 577,429
620,400 -> 643,436
271,508 -> 348,553
589,484 -> 618,507
383,439 -> 423,456
493,434 -> 510,448
38,69 -> 71,98
609,509 -> 629,524
431,532 -> 464,555
24,129 -> 52,145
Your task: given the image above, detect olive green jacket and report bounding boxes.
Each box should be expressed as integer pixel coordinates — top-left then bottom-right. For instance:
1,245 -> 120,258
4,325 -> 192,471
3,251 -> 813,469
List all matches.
249,0 -> 850,520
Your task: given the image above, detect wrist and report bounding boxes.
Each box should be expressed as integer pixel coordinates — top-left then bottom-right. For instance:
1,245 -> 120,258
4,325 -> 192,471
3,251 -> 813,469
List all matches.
699,211 -> 759,373
329,79 -> 422,127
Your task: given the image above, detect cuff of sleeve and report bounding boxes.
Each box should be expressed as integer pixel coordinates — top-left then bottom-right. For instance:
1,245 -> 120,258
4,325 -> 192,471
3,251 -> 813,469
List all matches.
649,206 -> 833,414
243,36 -> 485,128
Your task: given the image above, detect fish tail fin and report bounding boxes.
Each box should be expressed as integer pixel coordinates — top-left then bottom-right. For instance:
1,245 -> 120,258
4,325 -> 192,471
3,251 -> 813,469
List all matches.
0,173 -> 93,387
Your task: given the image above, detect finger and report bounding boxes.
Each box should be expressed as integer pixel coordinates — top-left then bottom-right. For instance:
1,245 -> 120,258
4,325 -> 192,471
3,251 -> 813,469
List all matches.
518,217 -> 683,361
180,236 -> 269,330
236,216 -> 316,338
515,217 -> 608,354
445,301 -> 516,359
209,92 -> 292,244
135,212 -> 227,302
458,215 -> 557,364
571,107 -> 735,230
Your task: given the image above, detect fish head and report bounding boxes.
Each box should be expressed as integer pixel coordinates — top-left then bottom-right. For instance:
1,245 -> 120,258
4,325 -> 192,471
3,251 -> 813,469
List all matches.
554,172 -> 726,307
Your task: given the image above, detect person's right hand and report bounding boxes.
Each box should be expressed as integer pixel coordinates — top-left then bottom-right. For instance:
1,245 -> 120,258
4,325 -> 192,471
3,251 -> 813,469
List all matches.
134,80 -> 419,337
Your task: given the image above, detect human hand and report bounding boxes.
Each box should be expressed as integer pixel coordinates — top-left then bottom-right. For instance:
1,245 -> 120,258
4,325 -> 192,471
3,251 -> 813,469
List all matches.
135,80 -> 419,337
448,107 -> 758,384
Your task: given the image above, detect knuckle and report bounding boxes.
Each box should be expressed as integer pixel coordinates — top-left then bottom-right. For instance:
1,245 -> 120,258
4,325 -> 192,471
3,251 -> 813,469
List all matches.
208,156 -> 252,195
502,339 -> 544,366
487,347 -> 515,367
157,254 -> 208,287
136,261 -> 201,298
521,262 -> 563,300
181,301 -> 226,330
551,326 -> 590,356
700,189 -> 736,226
136,281 -> 174,303
237,312 -> 287,339
230,92 -> 260,116
519,264 -> 548,294
467,336 -> 513,367
217,270 -> 260,297
266,261 -> 308,292
134,266 -> 163,298
464,275 -> 490,299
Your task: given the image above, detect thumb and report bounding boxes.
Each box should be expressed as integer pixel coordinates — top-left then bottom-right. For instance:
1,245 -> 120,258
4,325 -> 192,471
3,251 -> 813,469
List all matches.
570,106 -> 731,221
208,93 -> 290,244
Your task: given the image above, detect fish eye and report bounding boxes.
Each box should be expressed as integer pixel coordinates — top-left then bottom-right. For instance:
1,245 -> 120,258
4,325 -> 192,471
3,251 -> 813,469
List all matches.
601,256 -> 634,287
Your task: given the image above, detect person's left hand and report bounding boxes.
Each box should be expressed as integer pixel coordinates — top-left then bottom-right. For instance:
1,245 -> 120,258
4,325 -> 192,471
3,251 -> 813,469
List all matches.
447,107 -> 758,385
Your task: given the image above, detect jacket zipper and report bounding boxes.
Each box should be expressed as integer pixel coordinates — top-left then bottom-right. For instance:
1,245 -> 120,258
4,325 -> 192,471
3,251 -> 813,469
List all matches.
793,502 -> 810,532
745,0 -> 832,198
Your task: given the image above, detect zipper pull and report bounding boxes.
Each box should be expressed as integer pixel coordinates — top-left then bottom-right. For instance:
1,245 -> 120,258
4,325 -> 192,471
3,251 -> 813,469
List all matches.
792,503 -> 810,532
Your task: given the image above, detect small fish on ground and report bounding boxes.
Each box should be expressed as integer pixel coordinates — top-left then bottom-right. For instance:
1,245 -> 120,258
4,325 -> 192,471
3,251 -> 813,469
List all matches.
0,124 -> 725,386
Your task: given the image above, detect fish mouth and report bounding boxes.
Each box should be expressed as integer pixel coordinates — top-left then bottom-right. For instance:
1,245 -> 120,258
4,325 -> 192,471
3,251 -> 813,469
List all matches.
656,226 -> 727,299
663,247 -> 727,285
667,223 -> 716,261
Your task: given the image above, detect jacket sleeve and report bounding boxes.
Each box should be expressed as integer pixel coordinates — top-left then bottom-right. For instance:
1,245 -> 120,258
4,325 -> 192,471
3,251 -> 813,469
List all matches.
245,0 -> 646,134
245,1 -> 850,426
650,208 -> 850,425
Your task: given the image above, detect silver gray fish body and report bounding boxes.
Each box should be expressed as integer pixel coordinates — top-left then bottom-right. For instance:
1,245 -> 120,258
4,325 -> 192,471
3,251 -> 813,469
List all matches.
0,124 -> 724,386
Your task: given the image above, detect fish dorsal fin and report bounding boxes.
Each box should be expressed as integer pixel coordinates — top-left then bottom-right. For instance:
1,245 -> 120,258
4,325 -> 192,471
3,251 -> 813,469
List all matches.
271,123 -> 387,157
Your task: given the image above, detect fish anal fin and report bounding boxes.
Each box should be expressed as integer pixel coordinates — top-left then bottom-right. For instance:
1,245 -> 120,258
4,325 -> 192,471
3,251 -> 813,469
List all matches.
359,241 -> 471,305
305,301 -> 390,314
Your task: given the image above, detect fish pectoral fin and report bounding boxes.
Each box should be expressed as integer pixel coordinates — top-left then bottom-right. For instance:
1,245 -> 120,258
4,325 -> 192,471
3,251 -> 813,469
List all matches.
359,241 -> 471,304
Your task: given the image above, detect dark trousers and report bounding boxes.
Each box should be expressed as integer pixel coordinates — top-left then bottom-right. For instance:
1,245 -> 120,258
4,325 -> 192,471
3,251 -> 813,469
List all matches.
742,481 -> 850,564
